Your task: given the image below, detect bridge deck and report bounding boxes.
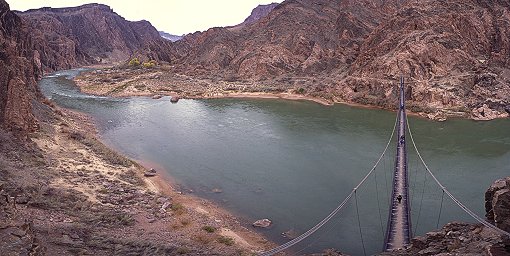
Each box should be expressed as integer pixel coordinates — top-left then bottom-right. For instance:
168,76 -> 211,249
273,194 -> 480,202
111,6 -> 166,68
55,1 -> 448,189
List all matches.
384,78 -> 412,251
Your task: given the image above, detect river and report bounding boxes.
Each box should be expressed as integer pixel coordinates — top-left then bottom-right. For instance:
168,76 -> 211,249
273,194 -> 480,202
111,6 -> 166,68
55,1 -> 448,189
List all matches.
39,69 -> 510,255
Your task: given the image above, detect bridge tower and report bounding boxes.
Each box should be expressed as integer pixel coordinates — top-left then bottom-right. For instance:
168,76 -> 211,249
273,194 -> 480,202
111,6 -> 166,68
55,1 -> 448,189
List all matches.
383,77 -> 412,251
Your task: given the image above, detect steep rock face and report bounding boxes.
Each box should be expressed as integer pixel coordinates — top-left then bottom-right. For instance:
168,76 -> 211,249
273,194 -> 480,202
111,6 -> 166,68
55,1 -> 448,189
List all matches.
486,177 -> 510,232
349,0 -> 510,117
175,0 -> 402,79
236,3 -> 279,27
0,0 -> 41,132
17,4 -> 176,72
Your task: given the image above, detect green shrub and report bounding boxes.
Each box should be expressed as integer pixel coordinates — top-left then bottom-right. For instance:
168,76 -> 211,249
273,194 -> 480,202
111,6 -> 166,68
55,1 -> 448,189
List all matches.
128,58 -> 140,66
217,236 -> 234,246
142,60 -> 157,68
202,226 -> 217,233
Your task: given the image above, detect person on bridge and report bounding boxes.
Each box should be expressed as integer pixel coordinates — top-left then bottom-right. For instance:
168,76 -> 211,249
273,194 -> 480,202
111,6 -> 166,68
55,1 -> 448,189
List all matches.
397,194 -> 403,204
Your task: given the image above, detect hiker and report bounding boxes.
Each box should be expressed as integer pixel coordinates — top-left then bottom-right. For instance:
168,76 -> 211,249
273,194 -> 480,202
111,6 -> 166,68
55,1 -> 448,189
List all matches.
397,194 -> 403,204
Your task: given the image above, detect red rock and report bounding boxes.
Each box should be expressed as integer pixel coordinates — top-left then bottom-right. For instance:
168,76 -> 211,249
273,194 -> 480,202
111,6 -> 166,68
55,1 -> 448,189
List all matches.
0,0 -> 41,132
17,4 -> 178,72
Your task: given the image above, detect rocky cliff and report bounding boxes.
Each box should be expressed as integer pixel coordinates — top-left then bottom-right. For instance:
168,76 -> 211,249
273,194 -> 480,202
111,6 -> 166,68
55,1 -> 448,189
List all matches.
173,0 -> 510,120
175,0 -> 399,78
236,3 -> 279,27
349,0 -> 510,120
0,0 -> 41,132
17,4 -> 177,72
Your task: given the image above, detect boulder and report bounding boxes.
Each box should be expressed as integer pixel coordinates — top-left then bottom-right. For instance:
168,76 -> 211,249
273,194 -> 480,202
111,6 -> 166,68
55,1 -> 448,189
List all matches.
252,218 -> 272,228
170,96 -> 179,103
492,189 -> 510,232
144,169 -> 157,177
471,104 -> 505,121
485,177 -> 510,232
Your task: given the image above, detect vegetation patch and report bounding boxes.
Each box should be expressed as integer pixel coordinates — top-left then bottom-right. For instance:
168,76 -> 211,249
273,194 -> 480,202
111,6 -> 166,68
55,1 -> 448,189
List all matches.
217,236 -> 235,246
202,225 -> 217,233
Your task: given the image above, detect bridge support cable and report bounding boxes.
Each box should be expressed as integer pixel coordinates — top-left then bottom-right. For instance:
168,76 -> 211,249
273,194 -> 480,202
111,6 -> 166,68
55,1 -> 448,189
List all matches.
383,153 -> 390,202
413,168 -> 428,235
374,171 -> 385,238
258,109 -> 399,256
406,116 -> 510,237
355,191 -> 367,256
436,190 -> 445,229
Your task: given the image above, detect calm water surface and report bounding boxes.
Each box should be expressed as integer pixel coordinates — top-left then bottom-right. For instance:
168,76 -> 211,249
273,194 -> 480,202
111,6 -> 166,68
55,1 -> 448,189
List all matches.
40,69 -> 510,255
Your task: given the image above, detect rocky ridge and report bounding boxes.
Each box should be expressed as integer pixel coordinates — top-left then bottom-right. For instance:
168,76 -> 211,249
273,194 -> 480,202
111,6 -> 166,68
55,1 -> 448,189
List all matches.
16,4 -> 177,72
235,3 -> 279,27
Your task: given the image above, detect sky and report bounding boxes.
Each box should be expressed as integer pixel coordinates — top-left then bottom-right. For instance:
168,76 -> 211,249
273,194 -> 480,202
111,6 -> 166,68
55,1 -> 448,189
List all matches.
8,0 -> 284,35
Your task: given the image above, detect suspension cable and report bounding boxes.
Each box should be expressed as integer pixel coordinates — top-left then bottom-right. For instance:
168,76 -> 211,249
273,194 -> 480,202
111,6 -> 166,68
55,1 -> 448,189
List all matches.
406,116 -> 510,237
414,165 -> 427,235
355,191 -> 367,256
374,171 -> 385,238
436,190 -> 445,229
259,112 -> 399,256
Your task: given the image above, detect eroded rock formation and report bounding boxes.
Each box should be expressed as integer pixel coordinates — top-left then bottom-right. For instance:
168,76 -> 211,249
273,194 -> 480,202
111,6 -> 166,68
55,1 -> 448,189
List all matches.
0,0 -> 41,132
17,4 -> 177,72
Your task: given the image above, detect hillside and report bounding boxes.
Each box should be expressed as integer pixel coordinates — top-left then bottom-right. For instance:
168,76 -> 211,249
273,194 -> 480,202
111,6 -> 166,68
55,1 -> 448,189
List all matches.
17,4 -> 177,72
171,0 -> 510,120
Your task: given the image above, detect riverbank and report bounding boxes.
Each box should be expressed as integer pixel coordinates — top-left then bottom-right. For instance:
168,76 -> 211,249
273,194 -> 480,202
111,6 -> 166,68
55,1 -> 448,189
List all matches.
73,65 -> 510,122
0,100 -> 275,255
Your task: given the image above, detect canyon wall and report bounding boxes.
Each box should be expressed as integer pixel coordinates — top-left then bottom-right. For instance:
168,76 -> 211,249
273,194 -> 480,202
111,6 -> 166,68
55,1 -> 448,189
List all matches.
0,0 -> 41,131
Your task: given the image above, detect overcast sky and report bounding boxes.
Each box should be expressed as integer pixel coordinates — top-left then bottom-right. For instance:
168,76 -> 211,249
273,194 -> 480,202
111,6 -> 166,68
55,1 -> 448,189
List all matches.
9,0 -> 284,35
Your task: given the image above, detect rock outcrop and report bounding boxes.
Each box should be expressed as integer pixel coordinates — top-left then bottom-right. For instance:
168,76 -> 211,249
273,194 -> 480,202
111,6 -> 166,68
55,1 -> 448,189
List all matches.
0,0 -> 41,132
486,177 -> 510,232
379,222 -> 509,255
17,4 -> 177,72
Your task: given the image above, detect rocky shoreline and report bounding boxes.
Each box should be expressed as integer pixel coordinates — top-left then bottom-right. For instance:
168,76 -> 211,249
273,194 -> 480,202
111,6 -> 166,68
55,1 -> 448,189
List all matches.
74,65 -> 510,122
0,102 -> 274,255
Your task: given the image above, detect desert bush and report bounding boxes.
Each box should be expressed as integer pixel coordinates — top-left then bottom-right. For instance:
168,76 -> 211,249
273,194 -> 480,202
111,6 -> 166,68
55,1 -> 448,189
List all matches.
193,233 -> 213,244
171,202 -> 185,215
217,236 -> 234,246
202,226 -> 216,233
128,58 -> 141,67
142,60 -> 157,68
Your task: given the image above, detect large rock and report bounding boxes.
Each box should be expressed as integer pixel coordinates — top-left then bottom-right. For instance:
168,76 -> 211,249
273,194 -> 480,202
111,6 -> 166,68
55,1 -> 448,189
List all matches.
486,177 -> 510,232
252,218 -> 272,228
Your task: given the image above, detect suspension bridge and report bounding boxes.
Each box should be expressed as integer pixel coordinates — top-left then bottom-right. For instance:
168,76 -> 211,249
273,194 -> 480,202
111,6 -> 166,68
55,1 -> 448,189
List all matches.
260,77 -> 510,256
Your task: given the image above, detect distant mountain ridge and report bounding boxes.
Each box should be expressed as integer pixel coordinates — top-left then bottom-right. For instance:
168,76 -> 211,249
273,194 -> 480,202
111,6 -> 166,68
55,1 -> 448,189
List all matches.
159,31 -> 183,42
17,3 -> 177,72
